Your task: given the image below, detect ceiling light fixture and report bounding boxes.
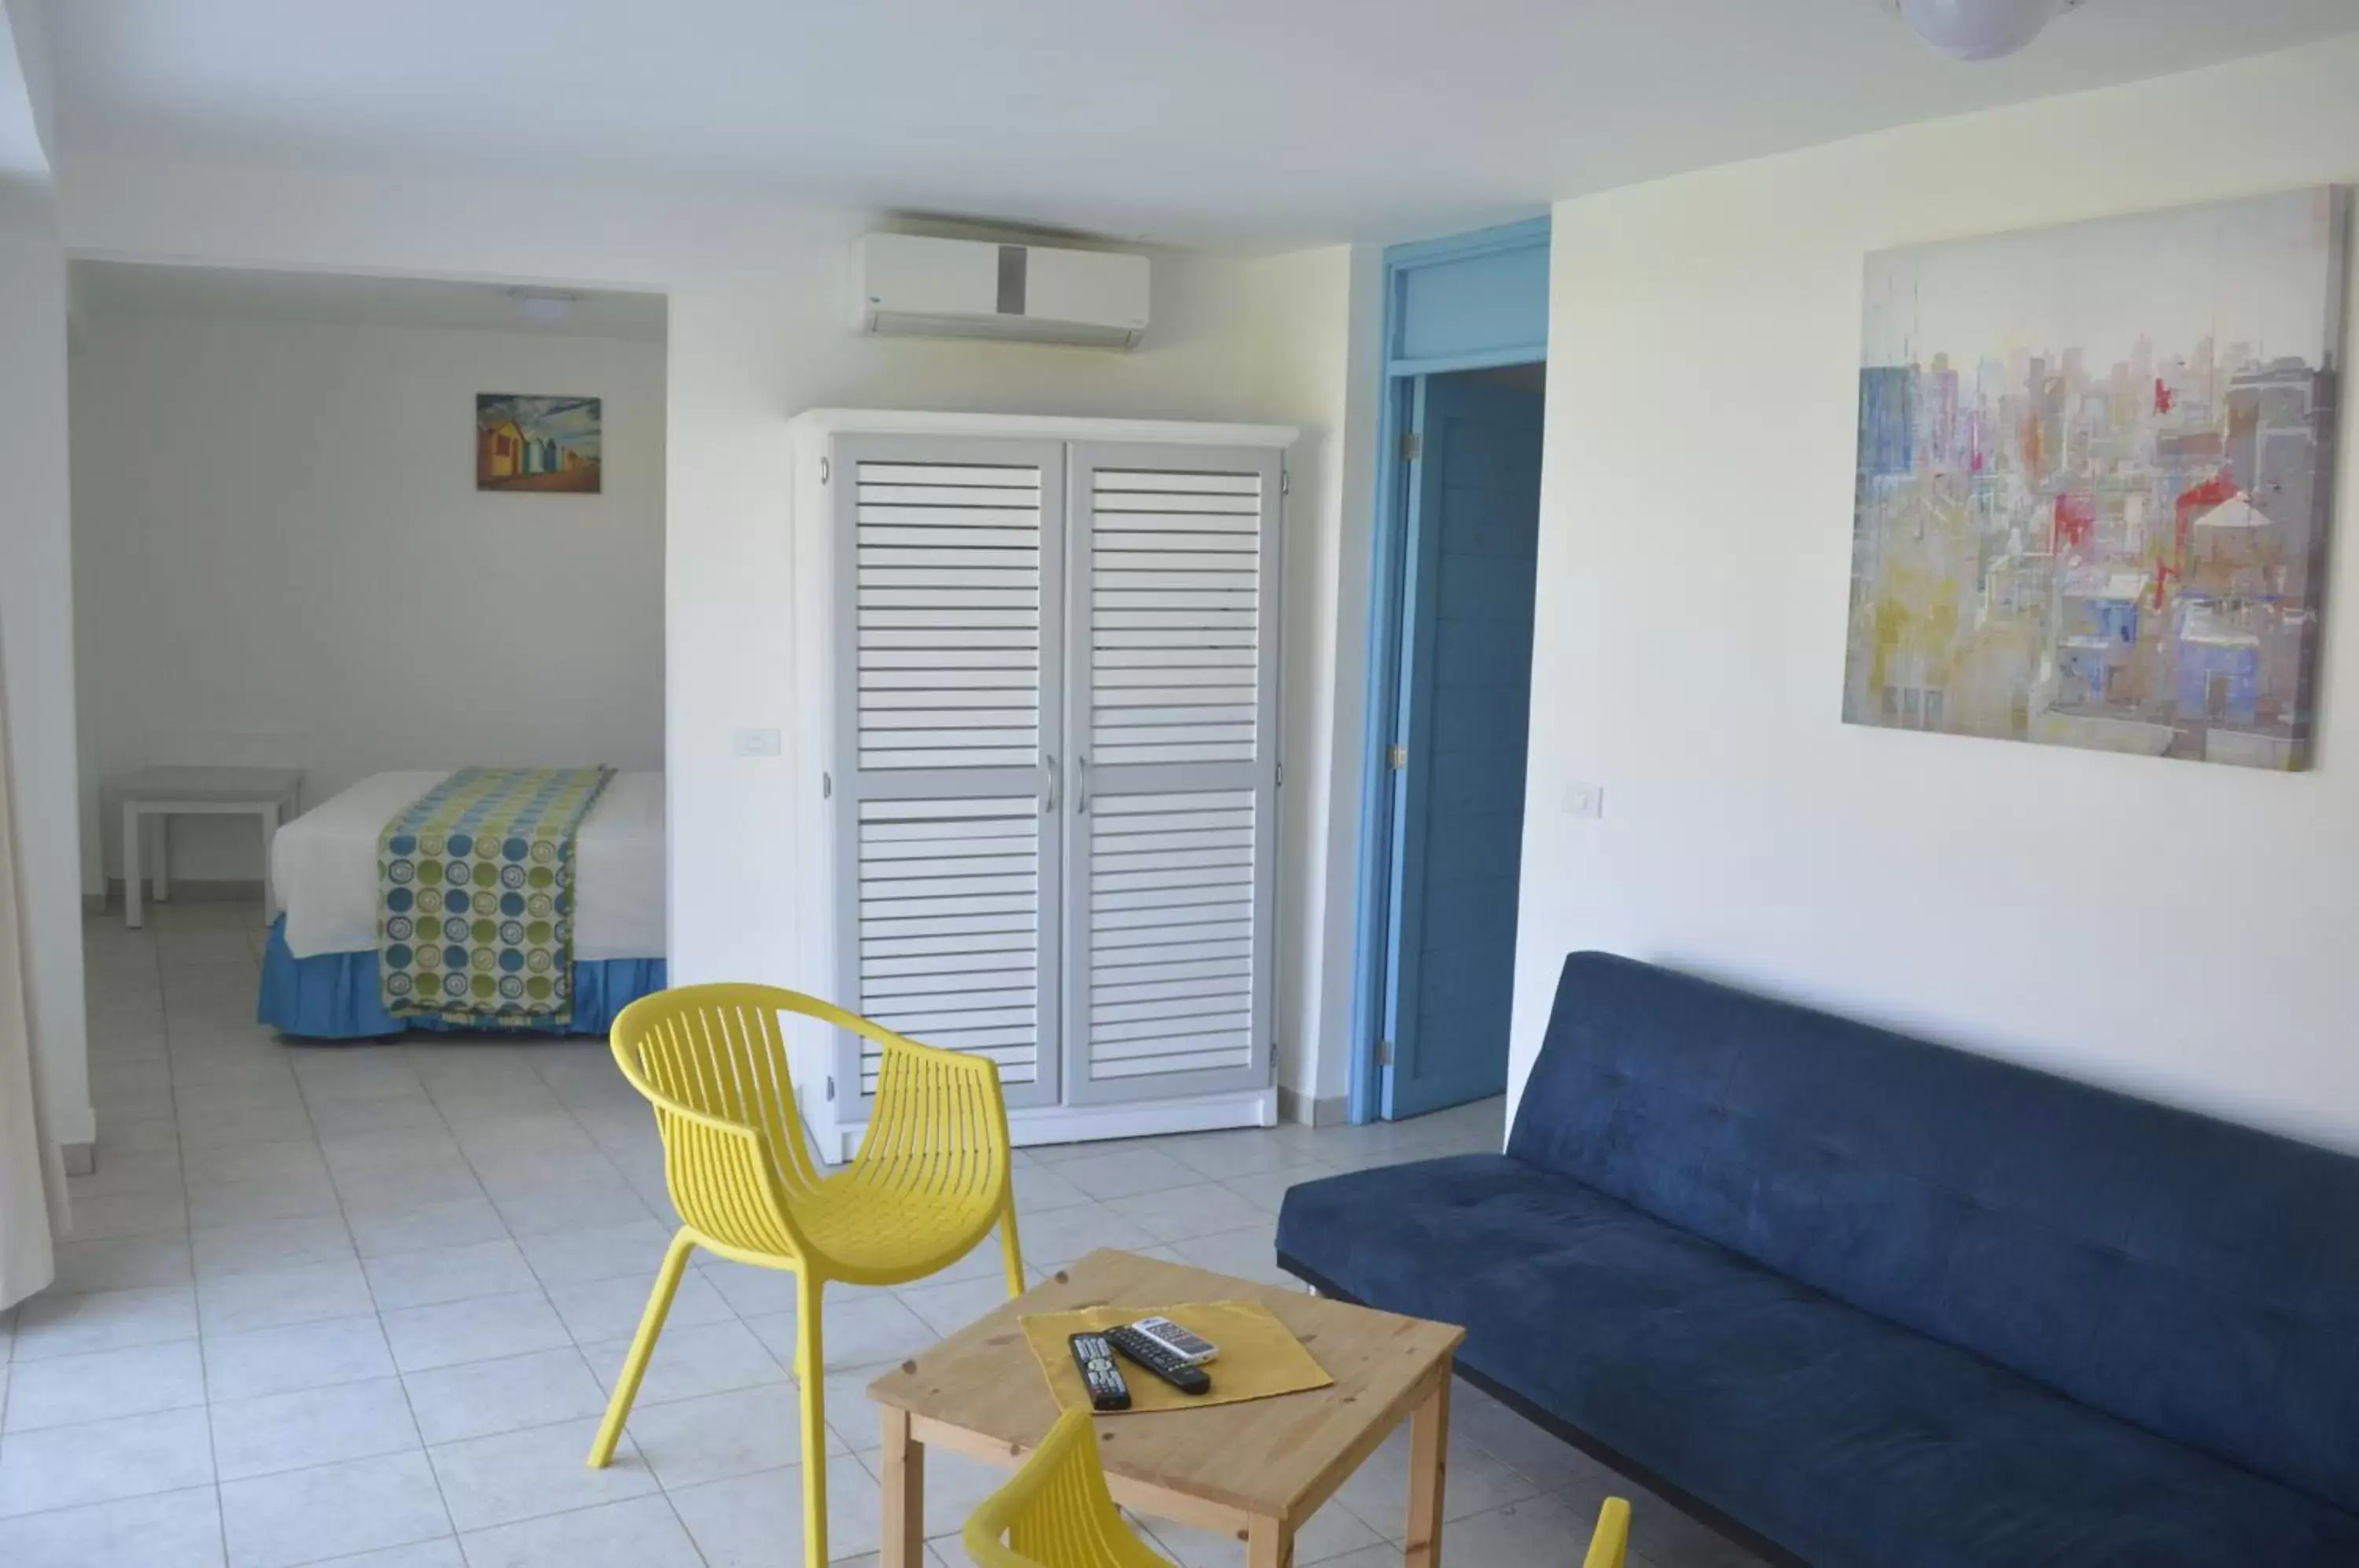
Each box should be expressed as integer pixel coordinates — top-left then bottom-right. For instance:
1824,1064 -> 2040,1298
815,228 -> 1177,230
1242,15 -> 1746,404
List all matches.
1897,0 -> 2085,61
507,287 -> 580,326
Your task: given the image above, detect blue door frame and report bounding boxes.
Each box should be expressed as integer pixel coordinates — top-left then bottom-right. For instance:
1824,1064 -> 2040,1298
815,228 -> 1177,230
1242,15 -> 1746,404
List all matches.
1346,217 -> 1551,1124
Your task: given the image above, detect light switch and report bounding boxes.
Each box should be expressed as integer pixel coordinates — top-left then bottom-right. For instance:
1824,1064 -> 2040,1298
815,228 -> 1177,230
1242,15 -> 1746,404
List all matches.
1562,780 -> 1604,819
733,727 -> 782,758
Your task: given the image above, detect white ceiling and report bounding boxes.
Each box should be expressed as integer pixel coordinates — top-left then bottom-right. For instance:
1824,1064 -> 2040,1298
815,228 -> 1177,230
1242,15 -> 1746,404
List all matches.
39,0 -> 2359,250
73,259 -> 668,340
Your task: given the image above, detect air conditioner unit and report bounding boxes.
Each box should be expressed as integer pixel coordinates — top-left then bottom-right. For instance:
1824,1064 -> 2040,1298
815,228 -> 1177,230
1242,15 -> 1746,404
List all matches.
854,234 -> 1150,350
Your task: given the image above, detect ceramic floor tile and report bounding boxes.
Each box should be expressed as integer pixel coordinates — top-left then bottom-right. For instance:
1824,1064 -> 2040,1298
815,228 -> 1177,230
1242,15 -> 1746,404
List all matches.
667,1455 -> 883,1568
379,1290 -> 572,1374
344,1197 -> 510,1261
2,1339 -> 208,1432
1215,1164 -> 1338,1216
190,1213 -> 358,1282
51,1186 -> 189,1242
542,1267 -> 731,1345
580,1318 -> 786,1408
699,1257 -> 808,1318
457,1493 -> 704,1568
204,1314 -> 397,1402
426,1415 -> 658,1532
1146,1496 -> 1385,1566
208,1375 -> 422,1481
197,1257 -> 375,1335
1047,1147 -> 1204,1202
0,1484 -> 226,1568
219,1450 -> 451,1568
362,1239 -> 539,1311
1002,1200 -> 1158,1265
50,1231 -> 197,1294
0,1405 -> 216,1518
303,1539 -> 465,1566
1161,1224 -> 1292,1288
513,1217 -> 675,1287
401,1346 -> 610,1446
623,1382 -> 845,1489
1327,1419 -> 1543,1539
745,1290 -> 936,1374
9,1283 -> 197,1361
487,1176 -> 658,1239
1101,1181 -> 1275,1244
892,1270 -> 1026,1339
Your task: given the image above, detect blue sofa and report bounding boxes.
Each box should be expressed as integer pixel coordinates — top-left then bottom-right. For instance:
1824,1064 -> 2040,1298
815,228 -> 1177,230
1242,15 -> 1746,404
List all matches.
1276,952 -> 2359,1566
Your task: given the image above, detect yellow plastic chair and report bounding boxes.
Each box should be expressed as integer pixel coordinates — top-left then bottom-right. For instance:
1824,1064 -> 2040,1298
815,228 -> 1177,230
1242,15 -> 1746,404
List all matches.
587,982 -> 1025,1568
964,1408 -> 1176,1567
1584,1496 -> 1632,1568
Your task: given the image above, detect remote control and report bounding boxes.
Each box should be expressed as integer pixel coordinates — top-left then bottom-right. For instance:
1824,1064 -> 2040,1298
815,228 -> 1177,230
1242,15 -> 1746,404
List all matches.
1106,1324 -> 1213,1395
1129,1316 -> 1218,1367
1069,1332 -> 1132,1412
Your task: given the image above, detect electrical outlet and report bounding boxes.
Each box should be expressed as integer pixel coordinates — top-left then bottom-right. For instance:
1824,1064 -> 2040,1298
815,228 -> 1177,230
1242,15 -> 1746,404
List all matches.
733,727 -> 782,758
1562,780 -> 1604,819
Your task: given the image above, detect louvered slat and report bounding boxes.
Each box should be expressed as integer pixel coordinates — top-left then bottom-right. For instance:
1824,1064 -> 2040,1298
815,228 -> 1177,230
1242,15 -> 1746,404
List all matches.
1087,468 -> 1261,768
855,459 -> 1043,770
856,795 -> 1041,1093
1081,791 -> 1257,1081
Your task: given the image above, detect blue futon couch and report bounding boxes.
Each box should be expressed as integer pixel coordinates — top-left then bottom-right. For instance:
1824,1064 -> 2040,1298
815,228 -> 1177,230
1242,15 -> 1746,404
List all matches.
1276,952 -> 2359,1566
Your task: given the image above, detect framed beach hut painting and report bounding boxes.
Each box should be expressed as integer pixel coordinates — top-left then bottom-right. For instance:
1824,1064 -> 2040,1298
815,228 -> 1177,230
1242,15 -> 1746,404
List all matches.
477,393 -> 603,494
1845,187 -> 2347,771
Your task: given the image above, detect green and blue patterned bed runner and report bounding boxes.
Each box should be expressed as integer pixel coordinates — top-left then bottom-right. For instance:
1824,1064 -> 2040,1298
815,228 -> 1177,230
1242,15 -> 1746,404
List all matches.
377,767 -> 615,1025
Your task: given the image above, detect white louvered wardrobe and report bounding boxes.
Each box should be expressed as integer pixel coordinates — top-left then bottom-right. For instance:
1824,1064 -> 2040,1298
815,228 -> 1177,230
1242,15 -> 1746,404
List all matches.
787,410 -> 1297,1158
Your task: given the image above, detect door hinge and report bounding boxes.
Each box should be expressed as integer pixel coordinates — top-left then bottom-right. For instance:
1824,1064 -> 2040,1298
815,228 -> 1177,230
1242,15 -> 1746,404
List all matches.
1399,431 -> 1422,462
1388,743 -> 1408,771
1378,1038 -> 1394,1067
1279,468 -> 1291,495
826,1075 -> 836,1102
1275,761 -> 1284,788
821,771 -> 832,800
819,455 -> 830,484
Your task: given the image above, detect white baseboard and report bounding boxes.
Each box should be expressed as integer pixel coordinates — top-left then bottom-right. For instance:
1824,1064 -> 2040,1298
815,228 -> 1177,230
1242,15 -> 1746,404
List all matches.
814,1086 -> 1277,1164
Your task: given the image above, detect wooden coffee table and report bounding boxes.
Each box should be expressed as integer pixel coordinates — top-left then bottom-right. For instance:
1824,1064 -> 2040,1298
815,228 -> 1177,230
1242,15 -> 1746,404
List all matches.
867,1247 -> 1466,1568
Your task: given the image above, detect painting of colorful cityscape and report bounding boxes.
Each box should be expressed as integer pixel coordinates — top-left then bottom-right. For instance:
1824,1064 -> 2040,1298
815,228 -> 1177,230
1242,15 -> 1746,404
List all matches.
476,393 -> 602,494
1846,188 -> 2347,769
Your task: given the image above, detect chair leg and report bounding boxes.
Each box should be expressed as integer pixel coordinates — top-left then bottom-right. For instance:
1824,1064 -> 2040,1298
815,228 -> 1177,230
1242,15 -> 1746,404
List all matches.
999,1201 -> 1026,1299
587,1227 -> 696,1467
796,1272 -> 830,1568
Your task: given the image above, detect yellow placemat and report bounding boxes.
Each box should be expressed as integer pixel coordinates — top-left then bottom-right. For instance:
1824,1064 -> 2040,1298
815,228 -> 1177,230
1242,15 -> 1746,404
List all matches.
1021,1301 -> 1334,1415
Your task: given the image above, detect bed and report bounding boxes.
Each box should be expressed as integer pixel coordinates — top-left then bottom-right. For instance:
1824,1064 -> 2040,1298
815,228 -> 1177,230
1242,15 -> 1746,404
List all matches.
259,769 -> 668,1040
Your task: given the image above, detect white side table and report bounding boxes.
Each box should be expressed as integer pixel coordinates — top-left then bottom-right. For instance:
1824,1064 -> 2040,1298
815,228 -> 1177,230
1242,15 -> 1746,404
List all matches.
120,766 -> 305,929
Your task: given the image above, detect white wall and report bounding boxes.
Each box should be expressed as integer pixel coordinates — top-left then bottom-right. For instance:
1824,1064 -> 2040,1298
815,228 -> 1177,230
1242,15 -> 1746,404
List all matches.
72,308 -> 668,883
0,0 -> 92,1153
1514,35 -> 2359,1154
55,157 -> 1374,1100
1246,245 -> 1384,1107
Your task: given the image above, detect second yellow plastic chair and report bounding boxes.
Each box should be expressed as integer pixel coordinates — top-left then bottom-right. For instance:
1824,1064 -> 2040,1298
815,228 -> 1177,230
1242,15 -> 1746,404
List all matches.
964,1408 -> 1176,1567
587,982 -> 1025,1568
1584,1495 -> 1632,1568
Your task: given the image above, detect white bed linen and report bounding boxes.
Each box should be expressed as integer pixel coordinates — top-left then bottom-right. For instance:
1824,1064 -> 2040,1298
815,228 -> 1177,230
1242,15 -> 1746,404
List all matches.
274,770 -> 665,962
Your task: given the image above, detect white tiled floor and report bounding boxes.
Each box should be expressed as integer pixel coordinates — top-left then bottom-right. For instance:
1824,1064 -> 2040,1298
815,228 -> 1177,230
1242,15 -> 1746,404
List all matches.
0,900 -> 1768,1568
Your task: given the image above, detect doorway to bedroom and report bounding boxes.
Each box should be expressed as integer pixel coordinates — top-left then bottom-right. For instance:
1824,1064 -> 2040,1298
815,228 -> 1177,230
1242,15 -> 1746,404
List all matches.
1349,219 -> 1550,1124
65,261 -> 671,1023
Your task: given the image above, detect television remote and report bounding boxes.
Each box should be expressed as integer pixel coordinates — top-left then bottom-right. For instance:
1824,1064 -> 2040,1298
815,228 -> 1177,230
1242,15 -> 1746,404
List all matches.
1106,1324 -> 1213,1395
1069,1332 -> 1132,1412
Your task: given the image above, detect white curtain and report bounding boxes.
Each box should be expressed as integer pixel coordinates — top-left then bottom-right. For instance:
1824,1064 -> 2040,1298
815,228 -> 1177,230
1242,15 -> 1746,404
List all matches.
0,633 -> 65,1311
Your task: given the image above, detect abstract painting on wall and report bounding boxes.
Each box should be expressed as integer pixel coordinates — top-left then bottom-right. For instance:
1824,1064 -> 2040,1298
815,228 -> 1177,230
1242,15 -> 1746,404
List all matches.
1846,188 -> 2347,770
477,393 -> 602,494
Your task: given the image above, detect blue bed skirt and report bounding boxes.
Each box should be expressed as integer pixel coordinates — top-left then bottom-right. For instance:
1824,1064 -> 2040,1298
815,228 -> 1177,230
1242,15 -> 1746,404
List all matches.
258,917 -> 665,1040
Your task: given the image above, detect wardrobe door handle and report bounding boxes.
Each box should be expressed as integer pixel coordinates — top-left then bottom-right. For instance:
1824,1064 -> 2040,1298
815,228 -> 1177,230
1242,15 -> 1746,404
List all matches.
1043,754 -> 1058,814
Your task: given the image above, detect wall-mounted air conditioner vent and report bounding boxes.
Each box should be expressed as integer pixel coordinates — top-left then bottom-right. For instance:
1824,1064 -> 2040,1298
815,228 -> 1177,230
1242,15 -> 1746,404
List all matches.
854,234 -> 1150,350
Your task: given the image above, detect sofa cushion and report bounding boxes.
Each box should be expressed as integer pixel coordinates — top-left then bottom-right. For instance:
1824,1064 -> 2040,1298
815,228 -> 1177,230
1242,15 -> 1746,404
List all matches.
1279,1154 -> 2359,1568
1505,951 -> 2359,1515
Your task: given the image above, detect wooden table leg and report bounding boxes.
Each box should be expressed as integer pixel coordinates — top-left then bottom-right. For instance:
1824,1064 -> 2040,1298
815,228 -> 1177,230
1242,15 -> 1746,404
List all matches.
879,1404 -> 926,1568
1247,1514 -> 1294,1568
1404,1367 -> 1450,1567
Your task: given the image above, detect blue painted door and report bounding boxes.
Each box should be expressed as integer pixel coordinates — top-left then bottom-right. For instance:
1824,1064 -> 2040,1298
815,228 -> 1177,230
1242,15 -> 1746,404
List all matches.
1380,371 -> 1545,1120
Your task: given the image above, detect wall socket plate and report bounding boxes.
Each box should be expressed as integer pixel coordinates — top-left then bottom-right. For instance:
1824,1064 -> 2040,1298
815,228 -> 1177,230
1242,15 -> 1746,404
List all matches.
1562,780 -> 1605,819
733,727 -> 783,757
